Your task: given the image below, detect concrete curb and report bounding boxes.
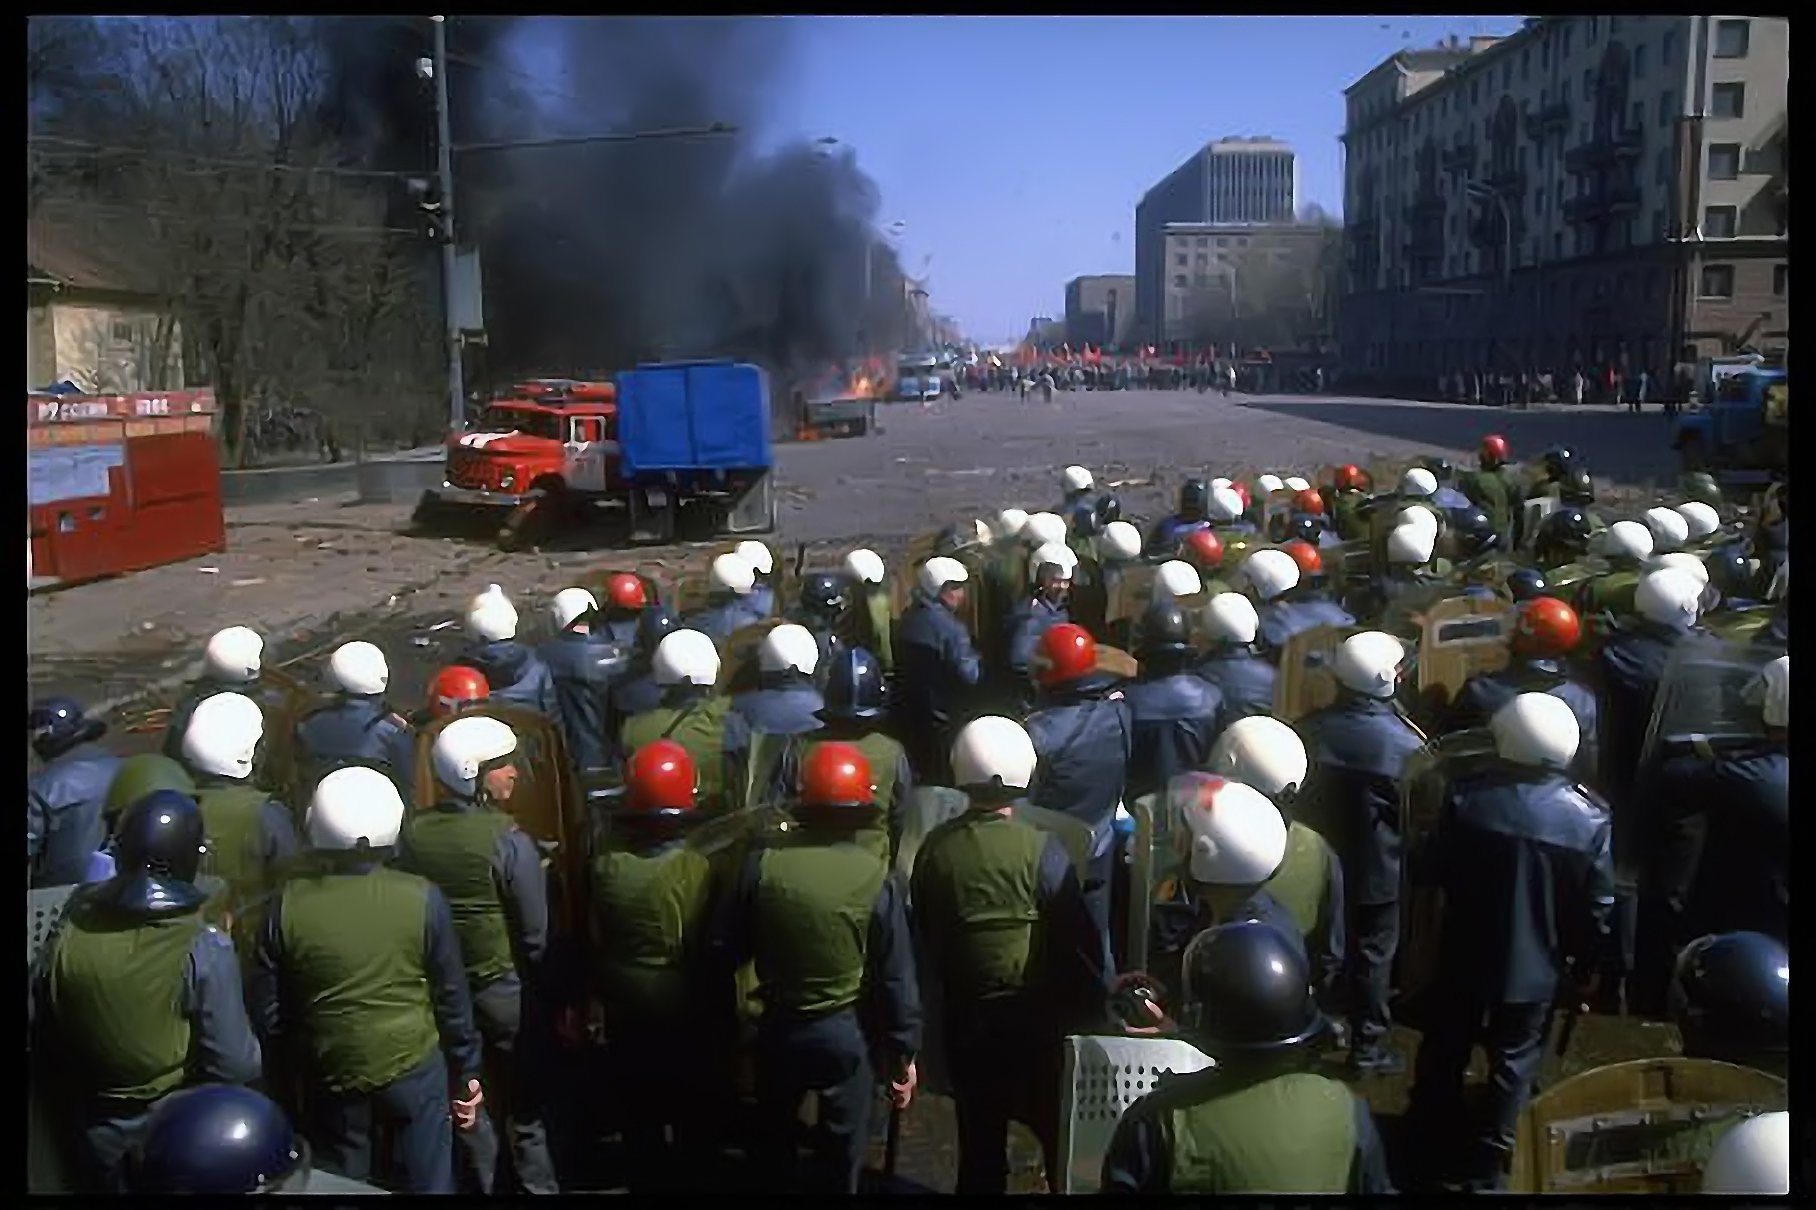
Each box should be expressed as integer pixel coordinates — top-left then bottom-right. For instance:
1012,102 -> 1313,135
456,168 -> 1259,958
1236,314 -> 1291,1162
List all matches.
220,451 -> 445,508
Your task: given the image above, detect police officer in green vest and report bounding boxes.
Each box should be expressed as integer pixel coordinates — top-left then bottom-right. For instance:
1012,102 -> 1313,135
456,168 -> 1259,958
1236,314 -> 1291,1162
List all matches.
30,789 -> 262,1193
710,742 -> 921,1194
1459,435 -> 1520,545
843,547 -> 896,675
177,692 -> 301,941
1100,920 -> 1393,1193
396,716 -> 557,1194
803,645 -> 914,861
1328,464 -> 1374,543
1513,445 -> 1579,548
163,625 -> 299,798
248,766 -> 486,1193
910,716 -> 1107,1194
1206,717 -> 1346,1011
124,1082 -> 390,1195
566,739 -> 719,1192
619,628 -> 751,814
1575,519 -> 1657,637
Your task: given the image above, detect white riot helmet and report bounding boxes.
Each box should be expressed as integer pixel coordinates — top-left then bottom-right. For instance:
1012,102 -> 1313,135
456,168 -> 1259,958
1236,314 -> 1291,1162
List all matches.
1062,465 -> 1094,494
1202,592 -> 1260,645
950,715 -> 1038,793
844,548 -> 886,586
1209,477 -> 1234,492
1282,476 -> 1311,493
1649,551 -> 1710,587
1240,548 -> 1299,602
709,553 -> 757,596
1206,716 -> 1308,800
1255,474 -> 1285,497
307,765 -> 408,851
1643,505 -> 1690,552
993,508 -> 1030,540
1675,501 -> 1721,540
181,692 -> 265,780
1600,519 -> 1655,562
1396,505 -> 1440,536
1756,655 -> 1789,728
1634,567 -> 1704,628
1029,542 -> 1078,583
1175,776 -> 1288,885
758,623 -> 819,676
918,556 -> 970,597
466,584 -> 520,642
1399,467 -> 1438,498
1100,521 -> 1142,562
1700,1111 -> 1789,1195
652,629 -> 721,687
550,587 -> 598,632
1022,511 -> 1069,547
328,641 -> 389,697
203,626 -> 263,684
431,714 -> 519,799
734,540 -> 774,577
1334,631 -> 1406,698
1489,692 -> 1580,770
1206,486 -> 1245,523
1156,560 -> 1202,598
1386,523 -> 1437,566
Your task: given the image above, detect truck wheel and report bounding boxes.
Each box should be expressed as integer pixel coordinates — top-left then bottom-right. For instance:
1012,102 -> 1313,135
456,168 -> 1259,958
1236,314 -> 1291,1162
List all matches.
1678,434 -> 1709,474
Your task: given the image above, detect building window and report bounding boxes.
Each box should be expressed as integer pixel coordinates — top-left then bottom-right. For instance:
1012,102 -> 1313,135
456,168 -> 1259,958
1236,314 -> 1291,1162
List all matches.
1710,83 -> 1745,119
1554,231 -> 1564,258
1707,143 -> 1741,179
1587,17 -> 1598,39
1196,236 -> 1208,248
1557,181 -> 1566,205
1561,80 -> 1571,106
1175,254 -> 1187,267
1631,101 -> 1645,133
1195,273 -> 1209,288
1632,43 -> 1647,78
1195,254 -> 1208,269
1173,275 -> 1188,288
1699,264 -> 1734,298
1714,19 -> 1750,59
1216,237 -> 1229,248
1471,78 -> 1480,104
1582,68 -> 1594,96
1773,264 -> 1787,296
1703,205 -> 1738,239
1658,90 -> 1675,124
1237,237 -> 1250,247
111,320 -> 134,343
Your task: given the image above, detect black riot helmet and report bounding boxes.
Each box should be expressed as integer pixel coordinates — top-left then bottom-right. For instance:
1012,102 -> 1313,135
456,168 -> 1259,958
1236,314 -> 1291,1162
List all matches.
1134,599 -> 1195,665
1669,932 -> 1788,1068
104,789 -> 210,916
1534,507 -> 1596,568
799,572 -> 851,621
819,645 -> 887,721
1704,543 -> 1760,604
125,1084 -> 308,1194
1094,494 -> 1123,529
1505,567 -> 1551,603
1559,468 -> 1596,506
633,604 -> 679,660
1179,478 -> 1211,519
1180,920 -> 1329,1057
1540,445 -> 1578,481
1447,506 -> 1500,560
29,695 -> 106,762
1069,499 -> 1104,539
1286,513 -> 1328,548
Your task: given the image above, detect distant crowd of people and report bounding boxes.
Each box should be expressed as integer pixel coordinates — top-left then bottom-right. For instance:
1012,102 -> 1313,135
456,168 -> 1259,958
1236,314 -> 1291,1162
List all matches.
1438,364 -> 1696,416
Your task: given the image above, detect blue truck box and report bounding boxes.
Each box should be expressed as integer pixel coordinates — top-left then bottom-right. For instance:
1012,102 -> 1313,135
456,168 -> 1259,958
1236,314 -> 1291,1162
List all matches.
616,360 -> 773,477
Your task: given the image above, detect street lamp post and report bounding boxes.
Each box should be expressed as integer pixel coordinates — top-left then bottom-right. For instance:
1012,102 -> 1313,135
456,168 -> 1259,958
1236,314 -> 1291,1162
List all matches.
429,16 -> 465,430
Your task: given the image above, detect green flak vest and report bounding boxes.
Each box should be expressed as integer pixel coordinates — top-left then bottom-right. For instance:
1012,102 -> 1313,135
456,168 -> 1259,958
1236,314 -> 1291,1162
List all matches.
910,811 -> 1047,1003
1578,568 -> 1641,620
1166,1070 -> 1358,1193
196,783 -> 274,915
399,807 -> 518,989
752,838 -> 887,1017
1332,493 -> 1369,543
1264,821 -> 1332,942
1707,609 -> 1772,643
1545,559 -> 1602,596
588,843 -> 714,1024
622,696 -> 734,811
863,589 -> 896,674
805,733 -> 902,863
1458,468 -> 1516,538
277,868 -> 441,1094
47,901 -> 207,1102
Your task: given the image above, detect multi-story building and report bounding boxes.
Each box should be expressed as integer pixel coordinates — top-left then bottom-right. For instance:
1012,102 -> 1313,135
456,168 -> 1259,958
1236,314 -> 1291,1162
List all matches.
1136,138 -> 1298,342
1064,275 -> 1137,349
1339,16 -> 1787,384
1156,223 -> 1329,346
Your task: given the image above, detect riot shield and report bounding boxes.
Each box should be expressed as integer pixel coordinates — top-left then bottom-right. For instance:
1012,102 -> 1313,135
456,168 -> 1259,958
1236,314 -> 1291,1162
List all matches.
1095,644 -> 1139,681
1260,487 -> 1299,543
1519,495 -> 1559,554
1272,623 -> 1369,722
1320,537 -> 1373,600
1508,1058 -> 1787,1194
1638,639 -> 1777,774
1120,790 -> 1193,975
718,618 -> 787,695
893,786 -> 972,886
1414,596 -> 1513,719
1395,728 -> 1497,1028
1005,802 -> 1095,881
1056,1034 -> 1216,1194
1105,562 -> 1160,631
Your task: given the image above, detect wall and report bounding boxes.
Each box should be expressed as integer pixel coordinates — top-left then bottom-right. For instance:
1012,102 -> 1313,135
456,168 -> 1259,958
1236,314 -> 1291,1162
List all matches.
27,305 -> 57,389
46,298 -> 186,394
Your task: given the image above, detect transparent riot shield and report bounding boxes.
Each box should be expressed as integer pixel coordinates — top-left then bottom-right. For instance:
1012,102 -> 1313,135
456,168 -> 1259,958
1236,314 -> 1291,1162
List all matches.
717,618 -> 786,695
1272,623 -> 1368,723
1638,639 -> 1778,774
1105,562 -> 1160,632
1395,727 -> 1497,1029
1320,537 -> 1373,601
1261,487 -> 1299,543
1414,596 -> 1513,721
1005,802 -> 1096,882
1120,788 -> 1196,976
1519,495 -> 1560,554
1508,1058 -> 1787,1194
892,786 -> 972,886
1057,1034 -> 1215,1193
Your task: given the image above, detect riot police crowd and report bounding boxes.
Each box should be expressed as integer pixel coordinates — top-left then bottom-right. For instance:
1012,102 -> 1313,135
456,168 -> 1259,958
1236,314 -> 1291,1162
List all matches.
28,444 -> 1789,1197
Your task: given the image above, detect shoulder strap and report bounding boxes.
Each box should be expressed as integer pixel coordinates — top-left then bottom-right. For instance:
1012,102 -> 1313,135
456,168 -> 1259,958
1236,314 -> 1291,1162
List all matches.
660,697 -> 707,740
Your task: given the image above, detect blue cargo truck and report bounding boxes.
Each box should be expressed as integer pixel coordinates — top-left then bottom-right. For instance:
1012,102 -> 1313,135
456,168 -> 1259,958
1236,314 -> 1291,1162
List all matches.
615,359 -> 776,544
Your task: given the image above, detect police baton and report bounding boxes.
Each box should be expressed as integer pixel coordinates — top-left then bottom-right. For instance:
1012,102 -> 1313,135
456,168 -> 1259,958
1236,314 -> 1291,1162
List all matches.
883,1095 -> 903,1179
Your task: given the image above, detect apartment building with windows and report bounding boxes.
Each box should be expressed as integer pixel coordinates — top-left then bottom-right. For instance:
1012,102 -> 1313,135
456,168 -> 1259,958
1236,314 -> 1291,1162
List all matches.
1156,223 -> 1327,346
1338,16 -> 1787,383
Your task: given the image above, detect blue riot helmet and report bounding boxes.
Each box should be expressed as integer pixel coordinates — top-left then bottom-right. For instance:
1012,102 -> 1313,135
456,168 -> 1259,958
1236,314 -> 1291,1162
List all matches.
125,1084 -> 308,1194
98,789 -> 210,916
29,696 -> 106,762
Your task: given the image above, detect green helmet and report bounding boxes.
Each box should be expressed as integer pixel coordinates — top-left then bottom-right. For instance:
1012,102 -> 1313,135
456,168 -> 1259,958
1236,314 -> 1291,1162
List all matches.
105,753 -> 198,823
1680,472 -> 1724,508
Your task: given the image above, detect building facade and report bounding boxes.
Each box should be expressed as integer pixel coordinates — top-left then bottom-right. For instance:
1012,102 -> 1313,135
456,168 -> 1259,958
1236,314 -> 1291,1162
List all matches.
1157,223 -> 1328,346
1136,138 -> 1298,343
1339,16 -> 1787,384
28,216 -> 186,393
1065,275 -> 1137,348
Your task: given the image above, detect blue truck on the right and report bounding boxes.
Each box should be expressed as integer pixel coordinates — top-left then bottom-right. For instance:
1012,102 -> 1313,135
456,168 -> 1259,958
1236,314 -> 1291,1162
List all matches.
1670,366 -> 1788,494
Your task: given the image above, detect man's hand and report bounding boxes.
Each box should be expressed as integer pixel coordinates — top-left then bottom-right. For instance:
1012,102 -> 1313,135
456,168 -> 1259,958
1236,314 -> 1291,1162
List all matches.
889,1060 -> 918,1111
451,1078 -> 484,1131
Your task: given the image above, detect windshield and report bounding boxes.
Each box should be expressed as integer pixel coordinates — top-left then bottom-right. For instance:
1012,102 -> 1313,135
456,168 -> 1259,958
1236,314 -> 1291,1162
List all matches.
473,407 -> 563,440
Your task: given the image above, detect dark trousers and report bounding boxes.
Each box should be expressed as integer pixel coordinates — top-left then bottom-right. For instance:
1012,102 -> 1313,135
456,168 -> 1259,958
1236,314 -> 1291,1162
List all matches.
946,999 -> 1062,1194
64,1097 -> 158,1193
1345,899 -> 1400,1052
603,1015 -> 718,1192
753,1009 -> 875,1194
457,976 -> 558,1194
1408,992 -> 1552,1165
304,1048 -> 455,1194
1081,845 -> 1116,978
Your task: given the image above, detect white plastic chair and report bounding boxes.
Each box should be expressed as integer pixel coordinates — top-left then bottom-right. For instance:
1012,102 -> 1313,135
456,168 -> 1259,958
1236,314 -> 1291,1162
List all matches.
1056,1033 -> 1215,1193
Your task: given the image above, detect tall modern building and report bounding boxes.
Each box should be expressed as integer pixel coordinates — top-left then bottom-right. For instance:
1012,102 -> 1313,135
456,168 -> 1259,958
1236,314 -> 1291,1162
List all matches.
1136,138 -> 1298,342
1065,275 -> 1137,348
1339,16 -> 1788,382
